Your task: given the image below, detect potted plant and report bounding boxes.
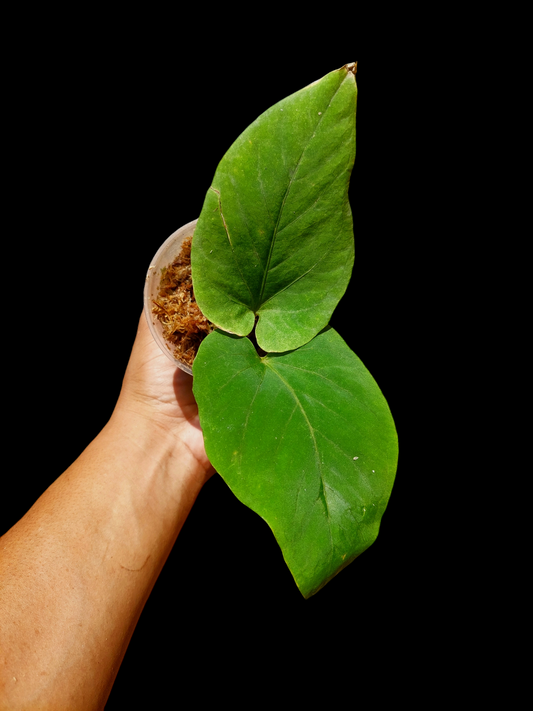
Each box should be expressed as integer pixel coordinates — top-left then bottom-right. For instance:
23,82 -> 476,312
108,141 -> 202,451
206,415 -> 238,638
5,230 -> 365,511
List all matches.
146,62 -> 398,598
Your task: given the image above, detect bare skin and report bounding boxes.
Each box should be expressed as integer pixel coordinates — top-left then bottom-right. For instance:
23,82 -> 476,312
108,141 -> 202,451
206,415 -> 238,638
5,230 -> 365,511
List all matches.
0,313 -> 214,710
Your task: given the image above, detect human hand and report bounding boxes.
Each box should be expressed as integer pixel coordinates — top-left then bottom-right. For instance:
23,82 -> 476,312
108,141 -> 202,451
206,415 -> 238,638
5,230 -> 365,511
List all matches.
113,312 -> 214,481
0,313 -> 214,709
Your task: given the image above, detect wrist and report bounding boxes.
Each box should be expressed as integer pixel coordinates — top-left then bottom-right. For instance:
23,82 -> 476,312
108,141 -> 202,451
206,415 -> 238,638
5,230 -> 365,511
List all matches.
106,403 -> 212,496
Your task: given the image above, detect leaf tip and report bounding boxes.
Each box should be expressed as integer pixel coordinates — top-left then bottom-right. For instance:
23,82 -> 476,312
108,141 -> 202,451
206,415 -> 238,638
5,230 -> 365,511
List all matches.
342,61 -> 357,75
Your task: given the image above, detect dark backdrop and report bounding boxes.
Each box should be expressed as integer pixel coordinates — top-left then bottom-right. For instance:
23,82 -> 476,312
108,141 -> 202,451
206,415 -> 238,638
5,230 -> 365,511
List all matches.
3,43 -> 419,705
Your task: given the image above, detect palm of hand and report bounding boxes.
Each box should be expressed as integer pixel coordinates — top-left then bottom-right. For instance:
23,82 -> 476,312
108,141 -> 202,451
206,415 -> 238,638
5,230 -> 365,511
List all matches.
117,314 -> 213,477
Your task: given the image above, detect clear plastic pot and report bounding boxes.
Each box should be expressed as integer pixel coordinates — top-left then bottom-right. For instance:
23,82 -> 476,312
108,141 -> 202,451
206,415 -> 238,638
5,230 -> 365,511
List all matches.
143,218 -> 198,375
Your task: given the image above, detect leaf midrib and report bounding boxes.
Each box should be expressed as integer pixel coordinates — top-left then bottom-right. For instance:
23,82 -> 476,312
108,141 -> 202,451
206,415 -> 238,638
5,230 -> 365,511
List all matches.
256,77 -> 347,310
263,359 -> 334,551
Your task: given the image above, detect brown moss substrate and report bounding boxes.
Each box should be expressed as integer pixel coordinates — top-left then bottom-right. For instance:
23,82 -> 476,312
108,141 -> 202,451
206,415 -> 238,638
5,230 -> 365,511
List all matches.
152,235 -> 213,367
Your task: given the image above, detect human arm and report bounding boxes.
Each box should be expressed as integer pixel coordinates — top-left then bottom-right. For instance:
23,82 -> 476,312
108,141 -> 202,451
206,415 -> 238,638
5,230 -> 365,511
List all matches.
0,313 -> 213,710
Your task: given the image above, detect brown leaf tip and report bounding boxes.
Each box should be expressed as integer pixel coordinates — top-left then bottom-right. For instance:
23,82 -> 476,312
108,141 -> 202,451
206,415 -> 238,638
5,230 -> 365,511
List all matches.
344,61 -> 357,75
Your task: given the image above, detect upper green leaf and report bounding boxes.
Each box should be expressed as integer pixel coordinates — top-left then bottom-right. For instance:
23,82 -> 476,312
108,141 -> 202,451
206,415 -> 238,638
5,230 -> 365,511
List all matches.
191,65 -> 357,352
192,327 -> 398,598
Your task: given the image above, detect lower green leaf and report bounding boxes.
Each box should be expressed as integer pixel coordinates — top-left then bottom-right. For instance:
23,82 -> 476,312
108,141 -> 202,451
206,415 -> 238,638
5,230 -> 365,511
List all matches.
193,328 -> 398,598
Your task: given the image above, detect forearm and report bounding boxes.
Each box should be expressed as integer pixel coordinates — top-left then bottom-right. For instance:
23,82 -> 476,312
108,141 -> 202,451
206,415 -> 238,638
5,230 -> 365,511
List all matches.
0,409 -> 208,710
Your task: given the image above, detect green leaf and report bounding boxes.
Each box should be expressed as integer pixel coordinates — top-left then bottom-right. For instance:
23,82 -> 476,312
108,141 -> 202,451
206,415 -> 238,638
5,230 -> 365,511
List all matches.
191,65 -> 356,352
193,328 -> 398,598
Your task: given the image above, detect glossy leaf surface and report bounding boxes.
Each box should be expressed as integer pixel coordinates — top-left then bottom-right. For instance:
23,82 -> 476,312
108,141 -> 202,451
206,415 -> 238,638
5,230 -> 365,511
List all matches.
191,65 -> 356,352
193,328 -> 398,598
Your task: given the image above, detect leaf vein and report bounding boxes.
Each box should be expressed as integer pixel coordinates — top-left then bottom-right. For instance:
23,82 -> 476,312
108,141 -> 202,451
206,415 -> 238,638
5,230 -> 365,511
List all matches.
238,368 -> 266,469
264,360 -> 334,553
211,187 -> 255,304
257,81 -> 345,306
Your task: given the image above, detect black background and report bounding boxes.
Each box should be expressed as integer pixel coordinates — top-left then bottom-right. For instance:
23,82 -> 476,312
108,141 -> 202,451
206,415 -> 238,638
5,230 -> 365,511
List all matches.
3,35 -> 425,705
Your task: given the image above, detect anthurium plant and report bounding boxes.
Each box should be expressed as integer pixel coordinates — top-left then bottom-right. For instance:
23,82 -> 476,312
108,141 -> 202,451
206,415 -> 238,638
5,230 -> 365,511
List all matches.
191,63 -> 398,598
